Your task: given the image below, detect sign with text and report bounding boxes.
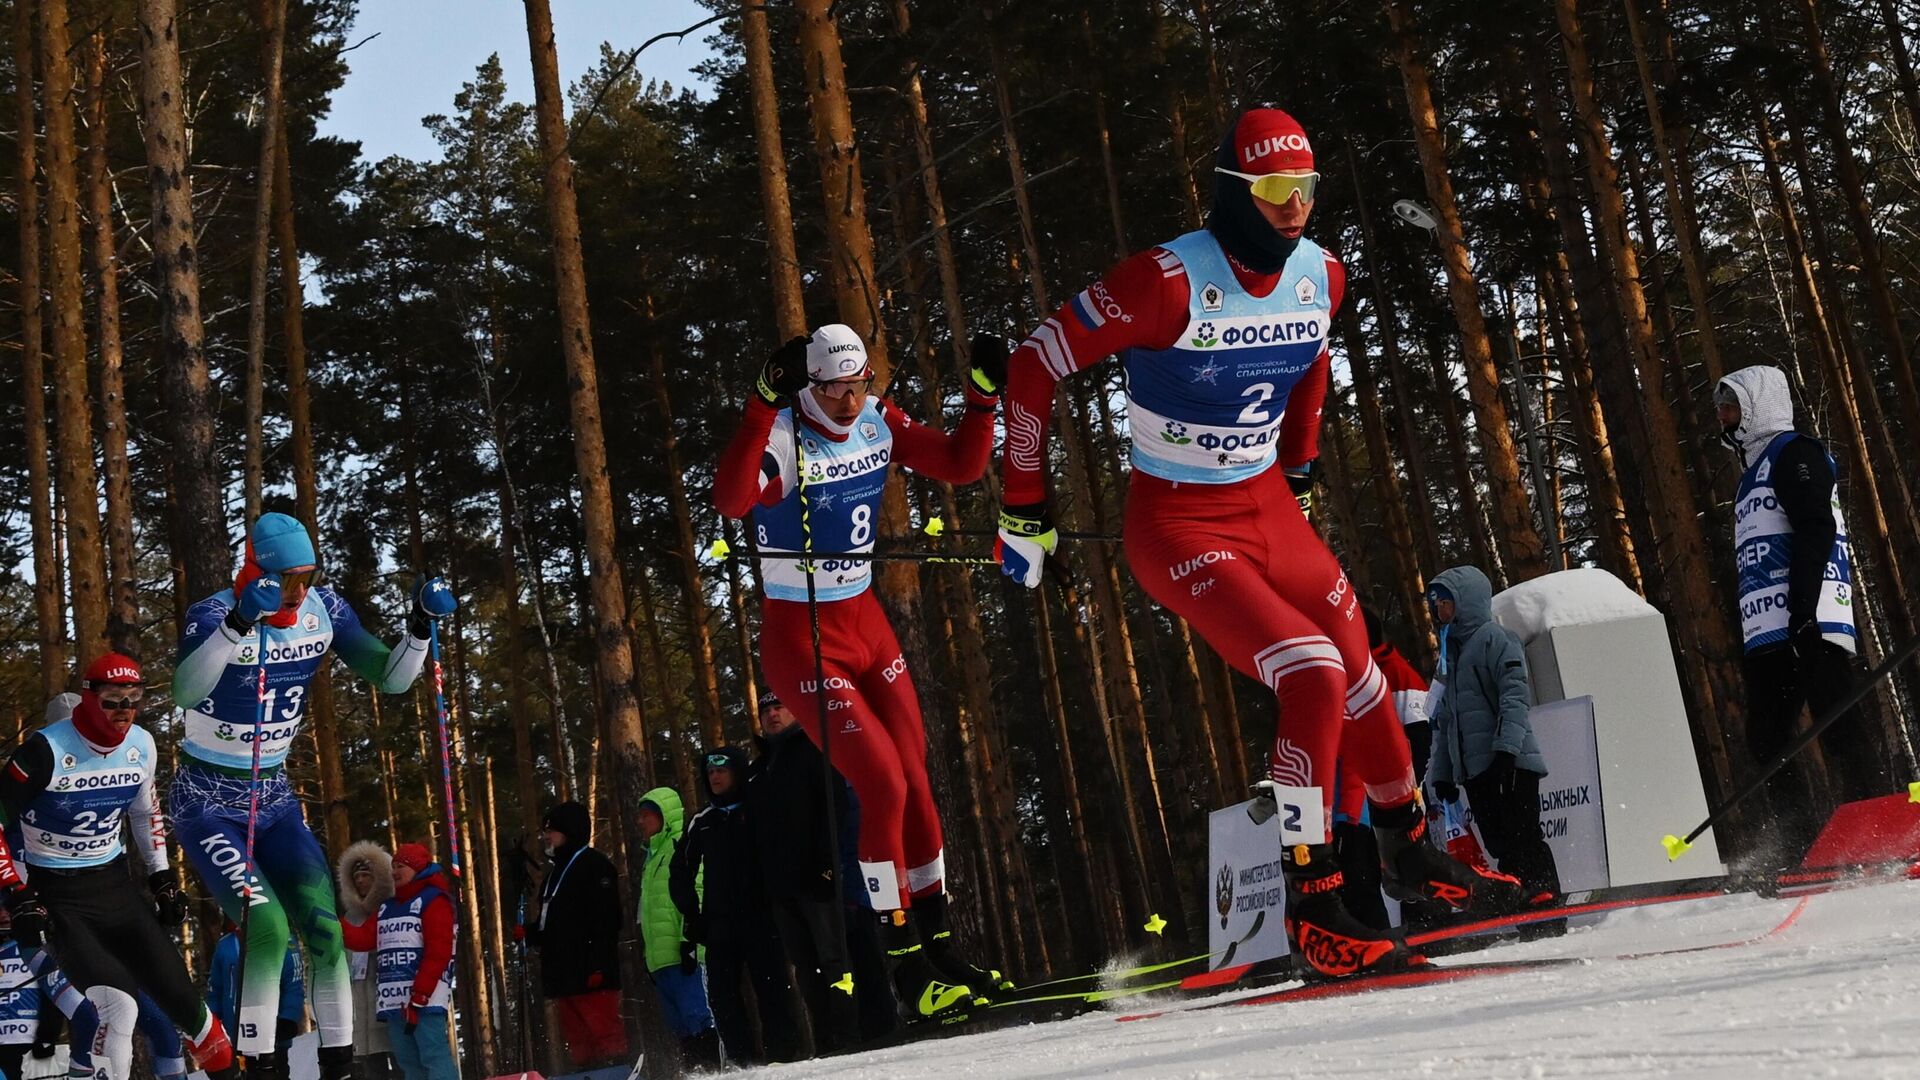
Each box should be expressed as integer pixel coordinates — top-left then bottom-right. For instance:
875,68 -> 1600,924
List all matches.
1524,695 -> 1610,894
1206,799 -> 1294,970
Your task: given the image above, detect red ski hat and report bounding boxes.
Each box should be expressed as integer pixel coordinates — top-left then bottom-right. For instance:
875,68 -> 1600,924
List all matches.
393,843 -> 434,873
1231,107 -> 1314,174
75,653 -> 143,751
84,653 -> 143,688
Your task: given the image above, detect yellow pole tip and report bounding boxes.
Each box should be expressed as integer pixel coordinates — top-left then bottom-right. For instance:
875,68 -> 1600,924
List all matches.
1661,834 -> 1691,861
924,516 -> 946,536
1908,781 -> 1920,804
1143,913 -> 1167,936
706,539 -> 731,559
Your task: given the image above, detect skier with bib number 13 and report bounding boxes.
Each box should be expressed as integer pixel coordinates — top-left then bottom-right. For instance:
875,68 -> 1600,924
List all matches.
993,107 -> 1521,978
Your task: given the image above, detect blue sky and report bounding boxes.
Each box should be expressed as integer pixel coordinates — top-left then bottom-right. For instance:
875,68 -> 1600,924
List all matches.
319,0 -> 719,165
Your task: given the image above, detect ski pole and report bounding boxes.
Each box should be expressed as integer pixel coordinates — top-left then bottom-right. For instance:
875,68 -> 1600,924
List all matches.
427,620 -> 463,878
1663,630 -> 1920,860
920,516 -> 1118,543
794,439 -> 855,983
233,661 -> 267,1049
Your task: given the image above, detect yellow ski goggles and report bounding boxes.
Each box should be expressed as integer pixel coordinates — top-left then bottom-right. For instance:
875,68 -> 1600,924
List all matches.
1215,167 -> 1320,206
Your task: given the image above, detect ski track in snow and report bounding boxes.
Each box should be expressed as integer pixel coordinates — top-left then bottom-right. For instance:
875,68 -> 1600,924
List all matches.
763,879 -> 1920,1079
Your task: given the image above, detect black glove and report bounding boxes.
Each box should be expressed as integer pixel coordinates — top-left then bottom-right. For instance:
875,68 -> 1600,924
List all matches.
30,1040 -> 55,1060
755,336 -> 813,407
683,912 -> 706,945
149,870 -> 188,925
969,332 -> 1009,396
1432,780 -> 1459,804
1788,613 -> 1824,665
1284,462 -> 1317,516
9,887 -> 48,949
1483,750 -> 1517,795
679,939 -> 699,975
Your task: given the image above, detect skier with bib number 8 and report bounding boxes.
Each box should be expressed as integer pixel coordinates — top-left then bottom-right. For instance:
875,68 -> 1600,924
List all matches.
994,108 -> 1520,979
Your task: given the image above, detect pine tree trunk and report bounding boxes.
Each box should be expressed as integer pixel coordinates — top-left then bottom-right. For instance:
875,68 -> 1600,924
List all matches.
1538,262 -> 1640,589
793,0 -> 890,375
137,0 -> 228,601
371,692 -> 400,850
1621,0 -> 1724,384
17,0 -> 68,696
1145,0 -> 1202,228
1876,0 -> 1920,140
274,122 -> 317,531
241,0 -> 286,522
1554,0 -> 1740,794
1424,325 -> 1500,582
83,29 -> 137,655
1078,8 -> 1130,257
740,0 -> 806,340
891,0 -> 971,356
443,602 -> 498,1075
1793,0 -> 1920,445
1338,304 -> 1433,640
40,0 -> 109,665
633,567 -> 697,801
1387,0 -> 1547,583
521,0 -> 650,852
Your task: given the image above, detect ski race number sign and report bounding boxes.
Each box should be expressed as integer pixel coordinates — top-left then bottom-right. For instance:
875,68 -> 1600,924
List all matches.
1206,800 -> 1294,970
1521,695 -> 1609,894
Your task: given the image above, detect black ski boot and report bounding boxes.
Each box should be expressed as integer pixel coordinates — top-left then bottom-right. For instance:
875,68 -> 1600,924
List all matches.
878,910 -> 979,1021
678,1028 -> 721,1072
915,892 -> 1013,997
317,1045 -> 352,1080
243,1051 -> 285,1080
1281,841 -> 1411,978
1371,797 -> 1523,913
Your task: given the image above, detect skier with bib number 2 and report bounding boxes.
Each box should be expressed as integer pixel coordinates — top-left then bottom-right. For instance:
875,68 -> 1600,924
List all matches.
993,108 -> 1519,979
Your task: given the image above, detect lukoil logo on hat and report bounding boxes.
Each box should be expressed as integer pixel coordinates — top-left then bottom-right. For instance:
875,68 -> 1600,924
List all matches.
805,324 -> 871,381
1234,108 -> 1314,174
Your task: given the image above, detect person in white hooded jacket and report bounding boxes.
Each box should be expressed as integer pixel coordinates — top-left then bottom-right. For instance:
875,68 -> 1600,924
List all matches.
1714,365 -> 1893,870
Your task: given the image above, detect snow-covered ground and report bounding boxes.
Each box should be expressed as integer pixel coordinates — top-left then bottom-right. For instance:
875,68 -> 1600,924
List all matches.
766,878 -> 1920,1079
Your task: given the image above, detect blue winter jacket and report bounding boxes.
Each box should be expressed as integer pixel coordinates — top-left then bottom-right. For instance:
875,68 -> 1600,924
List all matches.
1425,566 -> 1548,785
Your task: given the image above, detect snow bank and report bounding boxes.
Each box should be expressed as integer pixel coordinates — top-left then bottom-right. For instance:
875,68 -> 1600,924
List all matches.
1492,568 -> 1655,645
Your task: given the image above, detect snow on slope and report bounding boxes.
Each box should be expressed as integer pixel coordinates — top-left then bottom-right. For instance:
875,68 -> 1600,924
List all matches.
766,880 -> 1920,1079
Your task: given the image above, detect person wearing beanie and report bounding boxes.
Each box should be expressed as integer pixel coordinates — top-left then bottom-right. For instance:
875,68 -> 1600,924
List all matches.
0,655 -> 241,1080
524,802 -> 626,1068
168,512 -> 457,1080
338,844 -> 457,1080
336,842 -> 395,1080
634,787 -> 717,1068
994,106 -> 1520,979
671,747 -> 802,1065
713,324 -> 1006,1020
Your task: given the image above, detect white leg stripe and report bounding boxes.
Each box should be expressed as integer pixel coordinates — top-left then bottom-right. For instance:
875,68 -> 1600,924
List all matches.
907,850 -> 946,894
1345,661 -> 1389,719
1255,637 -> 1343,692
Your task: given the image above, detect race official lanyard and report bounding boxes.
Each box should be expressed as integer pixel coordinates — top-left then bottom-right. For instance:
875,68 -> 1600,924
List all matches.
539,846 -> 585,932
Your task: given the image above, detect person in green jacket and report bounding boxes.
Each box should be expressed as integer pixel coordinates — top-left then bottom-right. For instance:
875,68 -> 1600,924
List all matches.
636,787 -> 717,1067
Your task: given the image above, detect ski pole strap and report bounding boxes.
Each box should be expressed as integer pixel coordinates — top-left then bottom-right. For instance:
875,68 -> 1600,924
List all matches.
1678,629 -> 1920,848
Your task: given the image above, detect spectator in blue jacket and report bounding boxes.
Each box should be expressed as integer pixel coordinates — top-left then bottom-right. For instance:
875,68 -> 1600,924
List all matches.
207,920 -> 306,1078
1424,566 -> 1560,907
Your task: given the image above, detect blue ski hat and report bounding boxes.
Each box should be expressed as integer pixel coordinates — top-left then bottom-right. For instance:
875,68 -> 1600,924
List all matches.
250,512 -> 317,572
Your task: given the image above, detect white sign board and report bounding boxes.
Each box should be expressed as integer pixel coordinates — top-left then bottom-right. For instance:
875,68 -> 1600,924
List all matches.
1206,800 -> 1293,970
1521,695 -> 1610,894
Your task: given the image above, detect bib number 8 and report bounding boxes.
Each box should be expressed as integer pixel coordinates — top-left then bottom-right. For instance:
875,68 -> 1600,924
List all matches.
849,504 -> 873,547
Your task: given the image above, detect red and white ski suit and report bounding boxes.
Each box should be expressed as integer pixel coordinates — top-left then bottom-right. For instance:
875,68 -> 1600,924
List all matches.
715,388 -> 997,910
1003,234 -> 1417,839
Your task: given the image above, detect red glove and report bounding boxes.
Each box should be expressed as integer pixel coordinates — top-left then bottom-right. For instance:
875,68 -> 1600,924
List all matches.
403,992 -> 429,1035
585,971 -> 603,989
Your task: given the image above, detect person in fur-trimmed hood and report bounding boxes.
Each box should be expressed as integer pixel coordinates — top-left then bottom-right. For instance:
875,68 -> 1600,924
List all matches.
336,842 -> 395,1080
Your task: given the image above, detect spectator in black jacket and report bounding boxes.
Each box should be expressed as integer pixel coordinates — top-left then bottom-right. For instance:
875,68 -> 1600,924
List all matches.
748,695 -> 863,1055
524,802 -> 627,1069
671,747 -> 802,1065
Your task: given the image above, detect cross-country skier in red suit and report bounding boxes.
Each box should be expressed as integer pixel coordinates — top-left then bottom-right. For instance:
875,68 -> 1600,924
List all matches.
714,324 -> 1007,1020
994,107 -> 1519,978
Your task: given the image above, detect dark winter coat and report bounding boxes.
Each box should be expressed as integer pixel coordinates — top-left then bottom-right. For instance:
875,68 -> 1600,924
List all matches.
526,804 -> 624,998
747,727 -> 859,904
1426,565 -> 1548,786
670,746 -> 772,944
